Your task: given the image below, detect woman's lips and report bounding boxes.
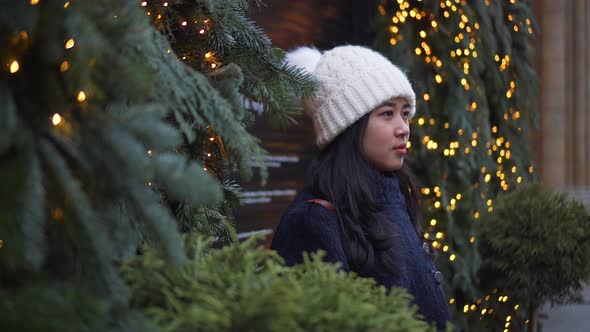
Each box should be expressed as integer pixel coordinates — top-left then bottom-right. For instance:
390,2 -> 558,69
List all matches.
393,143 -> 407,155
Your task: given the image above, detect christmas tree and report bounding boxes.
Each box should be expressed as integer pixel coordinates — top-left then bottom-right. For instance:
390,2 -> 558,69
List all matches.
0,0 -> 313,330
373,0 -> 538,330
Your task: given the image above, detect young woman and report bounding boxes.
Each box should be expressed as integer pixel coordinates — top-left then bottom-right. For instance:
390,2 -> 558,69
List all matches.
271,45 -> 450,330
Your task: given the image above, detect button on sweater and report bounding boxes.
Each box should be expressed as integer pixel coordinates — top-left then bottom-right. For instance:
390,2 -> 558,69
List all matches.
271,174 -> 451,330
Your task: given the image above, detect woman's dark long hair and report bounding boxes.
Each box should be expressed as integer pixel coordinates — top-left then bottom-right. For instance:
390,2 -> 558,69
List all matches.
308,112 -> 425,275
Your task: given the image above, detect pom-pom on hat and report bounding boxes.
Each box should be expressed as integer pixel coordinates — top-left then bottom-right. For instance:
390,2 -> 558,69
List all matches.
286,45 -> 416,149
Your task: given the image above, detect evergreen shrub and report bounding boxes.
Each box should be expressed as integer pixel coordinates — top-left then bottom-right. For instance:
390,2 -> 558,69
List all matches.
122,235 -> 441,332
477,184 -> 590,331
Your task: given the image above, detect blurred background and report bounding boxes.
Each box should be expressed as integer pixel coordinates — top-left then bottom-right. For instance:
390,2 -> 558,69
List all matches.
235,1 -> 590,331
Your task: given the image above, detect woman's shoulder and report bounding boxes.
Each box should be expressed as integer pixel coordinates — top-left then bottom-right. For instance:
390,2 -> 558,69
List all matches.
279,189 -> 339,231
271,188 -> 347,268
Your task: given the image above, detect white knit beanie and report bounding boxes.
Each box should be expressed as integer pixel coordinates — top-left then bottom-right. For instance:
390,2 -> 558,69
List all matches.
286,45 -> 416,149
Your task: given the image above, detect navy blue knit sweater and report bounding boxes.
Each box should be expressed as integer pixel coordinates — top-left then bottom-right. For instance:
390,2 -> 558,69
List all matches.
270,174 -> 450,330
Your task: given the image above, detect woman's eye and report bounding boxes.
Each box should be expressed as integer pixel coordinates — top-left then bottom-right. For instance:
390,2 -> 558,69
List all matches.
382,111 -> 394,117
402,111 -> 411,118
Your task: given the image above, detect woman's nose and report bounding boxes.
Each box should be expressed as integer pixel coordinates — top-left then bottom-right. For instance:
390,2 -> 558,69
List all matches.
394,119 -> 409,137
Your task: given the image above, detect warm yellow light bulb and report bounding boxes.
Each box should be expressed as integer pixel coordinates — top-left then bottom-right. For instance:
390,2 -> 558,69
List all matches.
9,60 -> 19,73
435,74 -> 442,83
60,61 -> 69,72
77,91 -> 86,102
65,39 -> 75,49
30,0 -> 39,4
52,113 -> 62,125
64,1 -> 70,8
423,93 -> 430,101
450,254 -> 456,261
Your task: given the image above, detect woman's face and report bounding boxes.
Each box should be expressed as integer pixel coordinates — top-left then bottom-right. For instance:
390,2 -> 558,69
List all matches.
362,97 -> 411,172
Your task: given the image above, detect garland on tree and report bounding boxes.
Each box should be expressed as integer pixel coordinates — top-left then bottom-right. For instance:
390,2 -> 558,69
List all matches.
139,0 -> 316,242
373,0 -> 538,330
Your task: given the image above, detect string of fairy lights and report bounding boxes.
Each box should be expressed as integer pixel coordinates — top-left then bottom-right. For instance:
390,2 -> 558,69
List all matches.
380,0 -> 536,329
140,0 -> 223,175
8,0 -> 222,179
